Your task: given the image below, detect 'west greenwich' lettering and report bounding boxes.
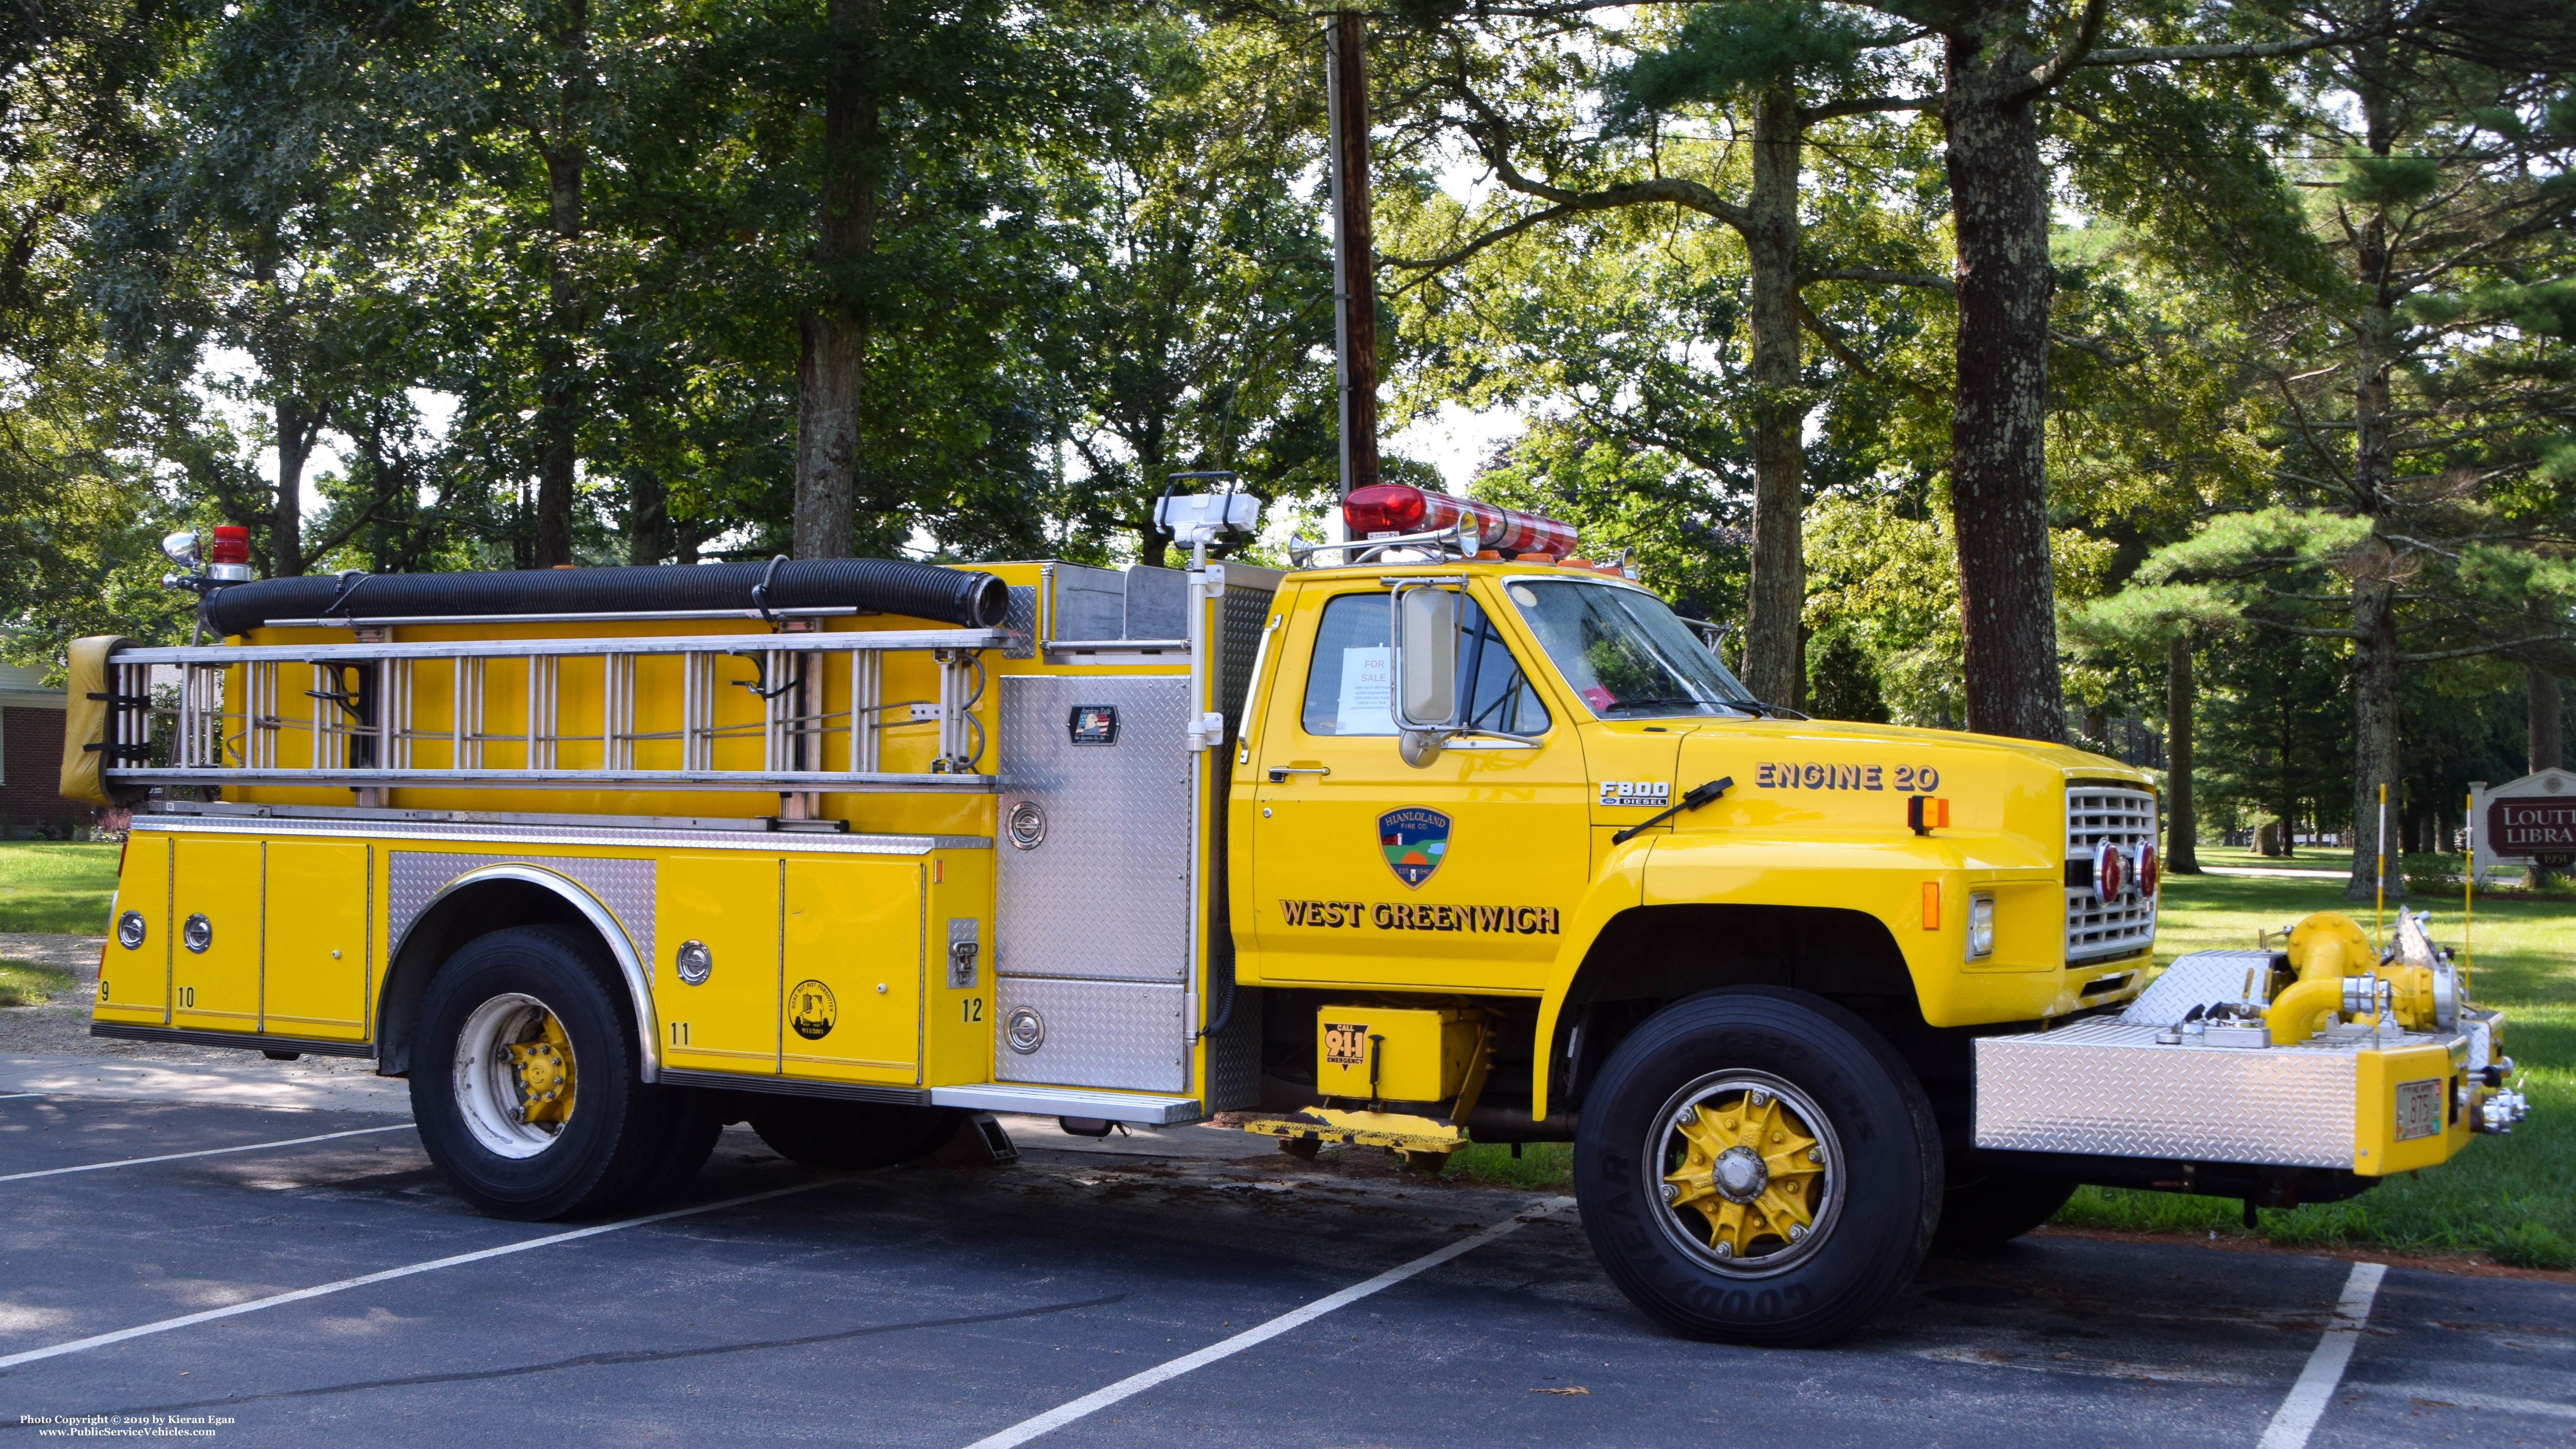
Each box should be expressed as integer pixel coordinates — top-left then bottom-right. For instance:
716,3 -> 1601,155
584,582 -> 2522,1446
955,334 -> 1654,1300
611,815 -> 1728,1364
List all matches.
1278,899 -> 1560,935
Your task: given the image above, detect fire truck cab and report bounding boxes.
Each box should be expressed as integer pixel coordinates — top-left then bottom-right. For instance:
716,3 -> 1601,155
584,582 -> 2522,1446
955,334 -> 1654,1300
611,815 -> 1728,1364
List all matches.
64,489 -> 2524,1345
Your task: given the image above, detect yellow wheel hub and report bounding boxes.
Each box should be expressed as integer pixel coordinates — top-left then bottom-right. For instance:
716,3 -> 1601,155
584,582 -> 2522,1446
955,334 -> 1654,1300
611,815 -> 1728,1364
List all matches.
505,1014 -> 576,1126
1663,1088 -> 1825,1262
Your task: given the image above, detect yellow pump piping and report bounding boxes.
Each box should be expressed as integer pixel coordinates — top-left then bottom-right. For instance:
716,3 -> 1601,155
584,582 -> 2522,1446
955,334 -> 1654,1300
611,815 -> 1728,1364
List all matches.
2267,928 -> 2353,1045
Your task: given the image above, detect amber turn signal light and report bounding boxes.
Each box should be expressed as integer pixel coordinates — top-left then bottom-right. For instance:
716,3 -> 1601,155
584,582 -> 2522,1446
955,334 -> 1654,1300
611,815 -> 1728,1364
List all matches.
1906,795 -> 1949,835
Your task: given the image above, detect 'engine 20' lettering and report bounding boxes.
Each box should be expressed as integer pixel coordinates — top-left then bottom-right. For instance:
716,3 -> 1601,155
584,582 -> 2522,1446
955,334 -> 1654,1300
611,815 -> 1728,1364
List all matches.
1278,899 -> 1561,934
1755,761 -> 1940,792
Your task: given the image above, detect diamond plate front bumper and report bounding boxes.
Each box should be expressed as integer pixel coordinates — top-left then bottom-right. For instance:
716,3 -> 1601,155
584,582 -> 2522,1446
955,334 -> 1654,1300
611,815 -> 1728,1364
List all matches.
1973,1018 -> 2479,1176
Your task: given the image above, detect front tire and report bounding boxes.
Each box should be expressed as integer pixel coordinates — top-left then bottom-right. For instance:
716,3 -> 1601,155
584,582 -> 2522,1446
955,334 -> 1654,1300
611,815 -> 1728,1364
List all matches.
411,926 -> 674,1221
1573,988 -> 1942,1347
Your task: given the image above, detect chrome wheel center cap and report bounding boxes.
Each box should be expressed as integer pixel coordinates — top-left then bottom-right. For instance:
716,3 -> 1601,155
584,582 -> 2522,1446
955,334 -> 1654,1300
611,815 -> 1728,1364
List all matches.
1711,1145 -> 1768,1204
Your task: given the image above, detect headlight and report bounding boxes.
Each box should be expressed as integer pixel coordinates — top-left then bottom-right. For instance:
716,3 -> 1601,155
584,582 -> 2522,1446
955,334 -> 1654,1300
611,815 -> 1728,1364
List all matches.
1967,893 -> 1996,959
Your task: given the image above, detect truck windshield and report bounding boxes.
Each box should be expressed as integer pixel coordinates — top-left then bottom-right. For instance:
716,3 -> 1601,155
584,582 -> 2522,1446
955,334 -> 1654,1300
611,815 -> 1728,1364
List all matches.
1504,578 -> 1758,720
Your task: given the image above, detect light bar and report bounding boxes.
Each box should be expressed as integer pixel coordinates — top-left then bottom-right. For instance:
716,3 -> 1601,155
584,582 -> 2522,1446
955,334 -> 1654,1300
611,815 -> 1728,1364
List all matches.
1341,484 -> 1577,558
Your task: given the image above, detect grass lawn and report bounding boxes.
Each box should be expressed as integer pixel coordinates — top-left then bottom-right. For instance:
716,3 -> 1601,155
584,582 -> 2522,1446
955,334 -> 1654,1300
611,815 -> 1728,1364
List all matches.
0,840 -> 120,934
1440,865 -> 2574,1269
0,957 -> 75,1006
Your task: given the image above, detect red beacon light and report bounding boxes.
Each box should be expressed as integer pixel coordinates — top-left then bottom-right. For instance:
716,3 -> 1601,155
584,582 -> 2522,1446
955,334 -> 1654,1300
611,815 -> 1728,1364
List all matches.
203,524 -> 254,582
1340,484 -> 1578,559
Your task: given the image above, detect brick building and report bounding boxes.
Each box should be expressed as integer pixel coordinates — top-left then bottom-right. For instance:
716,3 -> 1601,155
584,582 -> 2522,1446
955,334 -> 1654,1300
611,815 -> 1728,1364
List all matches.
0,663 -> 88,836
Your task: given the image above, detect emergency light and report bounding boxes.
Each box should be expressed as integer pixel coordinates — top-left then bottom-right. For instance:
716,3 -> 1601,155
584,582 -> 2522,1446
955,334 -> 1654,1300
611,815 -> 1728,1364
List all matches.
208,526 -> 251,566
1341,484 -> 1578,558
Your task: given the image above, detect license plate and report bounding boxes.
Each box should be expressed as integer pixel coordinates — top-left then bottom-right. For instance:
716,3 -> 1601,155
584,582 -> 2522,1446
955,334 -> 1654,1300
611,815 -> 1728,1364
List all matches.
1324,1022 -> 1369,1066
2394,1078 -> 2442,1141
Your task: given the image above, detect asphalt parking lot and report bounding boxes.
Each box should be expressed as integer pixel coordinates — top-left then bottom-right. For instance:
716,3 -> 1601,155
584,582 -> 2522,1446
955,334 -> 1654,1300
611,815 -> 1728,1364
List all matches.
0,1089 -> 2571,1448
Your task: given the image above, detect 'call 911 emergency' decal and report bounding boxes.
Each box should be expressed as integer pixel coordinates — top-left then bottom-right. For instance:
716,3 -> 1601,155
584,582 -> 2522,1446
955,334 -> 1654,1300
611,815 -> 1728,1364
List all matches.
1599,780 -> 1673,806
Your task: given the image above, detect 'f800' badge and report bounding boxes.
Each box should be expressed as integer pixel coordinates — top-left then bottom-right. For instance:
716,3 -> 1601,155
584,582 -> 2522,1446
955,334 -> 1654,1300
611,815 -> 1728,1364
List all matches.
1379,807 -> 1450,888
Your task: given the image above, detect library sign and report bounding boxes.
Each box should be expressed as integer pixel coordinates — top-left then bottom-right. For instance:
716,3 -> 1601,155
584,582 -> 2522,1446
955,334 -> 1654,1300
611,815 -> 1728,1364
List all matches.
2487,794 -> 2576,868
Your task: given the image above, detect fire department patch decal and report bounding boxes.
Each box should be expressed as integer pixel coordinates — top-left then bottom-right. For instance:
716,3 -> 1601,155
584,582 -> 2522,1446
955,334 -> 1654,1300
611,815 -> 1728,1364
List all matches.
788,980 -> 837,1041
1379,807 -> 1450,888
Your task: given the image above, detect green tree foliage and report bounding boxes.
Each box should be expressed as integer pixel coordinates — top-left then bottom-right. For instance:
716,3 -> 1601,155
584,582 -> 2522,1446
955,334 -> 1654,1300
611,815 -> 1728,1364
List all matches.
1038,16 -> 1336,567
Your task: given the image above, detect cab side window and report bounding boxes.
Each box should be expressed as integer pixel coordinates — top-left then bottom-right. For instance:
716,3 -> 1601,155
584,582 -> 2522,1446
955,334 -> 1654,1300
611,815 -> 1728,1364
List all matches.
1299,591 -> 1551,737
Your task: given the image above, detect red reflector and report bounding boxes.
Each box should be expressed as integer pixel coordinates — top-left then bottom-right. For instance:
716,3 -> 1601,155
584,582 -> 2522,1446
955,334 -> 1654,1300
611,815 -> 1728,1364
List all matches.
208,525 -> 251,565
2093,840 -> 2124,901
1339,484 -> 1577,557
2138,842 -> 2159,897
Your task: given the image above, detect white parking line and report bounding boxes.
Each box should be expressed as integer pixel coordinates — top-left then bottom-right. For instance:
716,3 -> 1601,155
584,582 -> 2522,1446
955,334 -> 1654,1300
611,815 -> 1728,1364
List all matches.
2257,1260 -> 2387,1449
0,1125 -> 415,1183
963,1195 -> 1574,1449
0,1180 -> 836,1371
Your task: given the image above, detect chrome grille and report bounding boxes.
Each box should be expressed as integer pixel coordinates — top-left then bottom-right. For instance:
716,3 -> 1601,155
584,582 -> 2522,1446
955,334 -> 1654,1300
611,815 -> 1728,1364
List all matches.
2066,787 -> 2157,962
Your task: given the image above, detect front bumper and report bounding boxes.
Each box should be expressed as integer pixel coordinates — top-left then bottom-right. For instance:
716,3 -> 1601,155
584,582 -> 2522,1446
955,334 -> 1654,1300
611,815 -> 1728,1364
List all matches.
1973,952 -> 2523,1179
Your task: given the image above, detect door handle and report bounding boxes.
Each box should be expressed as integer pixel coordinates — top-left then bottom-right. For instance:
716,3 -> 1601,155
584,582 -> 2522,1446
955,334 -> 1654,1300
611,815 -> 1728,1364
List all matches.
1267,764 -> 1332,784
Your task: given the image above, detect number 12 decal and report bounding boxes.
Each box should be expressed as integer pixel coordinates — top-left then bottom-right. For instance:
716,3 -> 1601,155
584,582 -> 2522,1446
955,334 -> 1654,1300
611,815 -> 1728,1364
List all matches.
961,997 -> 983,1023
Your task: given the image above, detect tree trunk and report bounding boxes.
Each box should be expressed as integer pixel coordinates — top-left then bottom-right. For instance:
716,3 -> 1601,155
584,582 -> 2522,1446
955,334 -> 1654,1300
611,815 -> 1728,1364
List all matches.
628,469 -> 668,567
2165,629 -> 2200,872
273,395 -> 314,578
2347,541 -> 2404,901
793,0 -> 879,561
1741,82 -> 1806,710
2276,698 -> 2296,856
1942,24 -> 2065,744
2528,662 -> 2562,773
2344,50 -> 2403,904
1328,11 -> 1381,500
531,0 -> 588,569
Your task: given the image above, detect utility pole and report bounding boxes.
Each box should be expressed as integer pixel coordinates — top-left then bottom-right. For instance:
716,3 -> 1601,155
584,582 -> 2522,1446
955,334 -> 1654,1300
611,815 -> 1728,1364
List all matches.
1325,10 -> 1380,504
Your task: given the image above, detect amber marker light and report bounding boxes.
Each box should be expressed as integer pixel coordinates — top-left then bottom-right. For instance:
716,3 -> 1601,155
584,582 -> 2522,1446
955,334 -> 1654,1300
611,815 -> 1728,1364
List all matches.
1921,882 -> 1941,930
1906,796 -> 1950,835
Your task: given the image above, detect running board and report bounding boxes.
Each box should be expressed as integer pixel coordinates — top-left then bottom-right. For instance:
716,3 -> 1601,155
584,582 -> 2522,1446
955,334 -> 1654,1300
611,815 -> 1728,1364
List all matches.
90,1022 -> 375,1059
928,1085 -> 1204,1126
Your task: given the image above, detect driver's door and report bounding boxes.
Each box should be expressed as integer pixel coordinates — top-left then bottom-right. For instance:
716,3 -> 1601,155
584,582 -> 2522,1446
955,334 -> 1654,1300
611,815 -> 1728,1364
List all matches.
1244,583 -> 1589,995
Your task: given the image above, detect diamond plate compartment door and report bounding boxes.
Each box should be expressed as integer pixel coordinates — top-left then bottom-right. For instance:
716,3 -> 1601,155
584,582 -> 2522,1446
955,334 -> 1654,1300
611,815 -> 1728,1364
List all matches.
994,674 -> 1194,1090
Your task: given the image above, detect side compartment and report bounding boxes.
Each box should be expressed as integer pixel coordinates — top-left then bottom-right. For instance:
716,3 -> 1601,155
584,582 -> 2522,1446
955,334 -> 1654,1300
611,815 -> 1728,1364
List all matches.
781,855 -> 924,1085
261,840 -> 371,1041
97,832 -> 171,1024
171,835 -> 263,1032
657,853 -> 783,1073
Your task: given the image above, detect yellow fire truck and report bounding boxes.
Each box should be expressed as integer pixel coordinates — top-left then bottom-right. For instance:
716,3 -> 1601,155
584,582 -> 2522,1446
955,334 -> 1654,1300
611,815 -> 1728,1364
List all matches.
63,486 -> 2524,1346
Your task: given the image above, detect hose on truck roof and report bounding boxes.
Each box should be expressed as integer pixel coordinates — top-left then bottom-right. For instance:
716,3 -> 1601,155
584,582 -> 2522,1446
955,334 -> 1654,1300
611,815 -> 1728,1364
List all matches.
201,557 -> 1011,635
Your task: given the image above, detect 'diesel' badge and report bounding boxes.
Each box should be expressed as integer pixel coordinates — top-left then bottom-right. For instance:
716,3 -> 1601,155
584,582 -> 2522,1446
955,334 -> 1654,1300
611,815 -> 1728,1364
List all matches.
788,980 -> 837,1041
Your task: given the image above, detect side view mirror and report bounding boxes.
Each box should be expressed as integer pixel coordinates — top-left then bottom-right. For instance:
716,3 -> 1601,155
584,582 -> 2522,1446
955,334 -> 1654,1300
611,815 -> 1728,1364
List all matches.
1391,583 -> 1460,765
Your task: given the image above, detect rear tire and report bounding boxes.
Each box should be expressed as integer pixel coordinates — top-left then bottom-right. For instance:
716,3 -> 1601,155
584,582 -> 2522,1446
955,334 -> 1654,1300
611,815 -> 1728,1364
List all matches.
616,1088 -> 727,1209
1933,1168 -> 2076,1253
1572,987 -> 1942,1347
411,925 -> 673,1221
747,1097 -> 960,1171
